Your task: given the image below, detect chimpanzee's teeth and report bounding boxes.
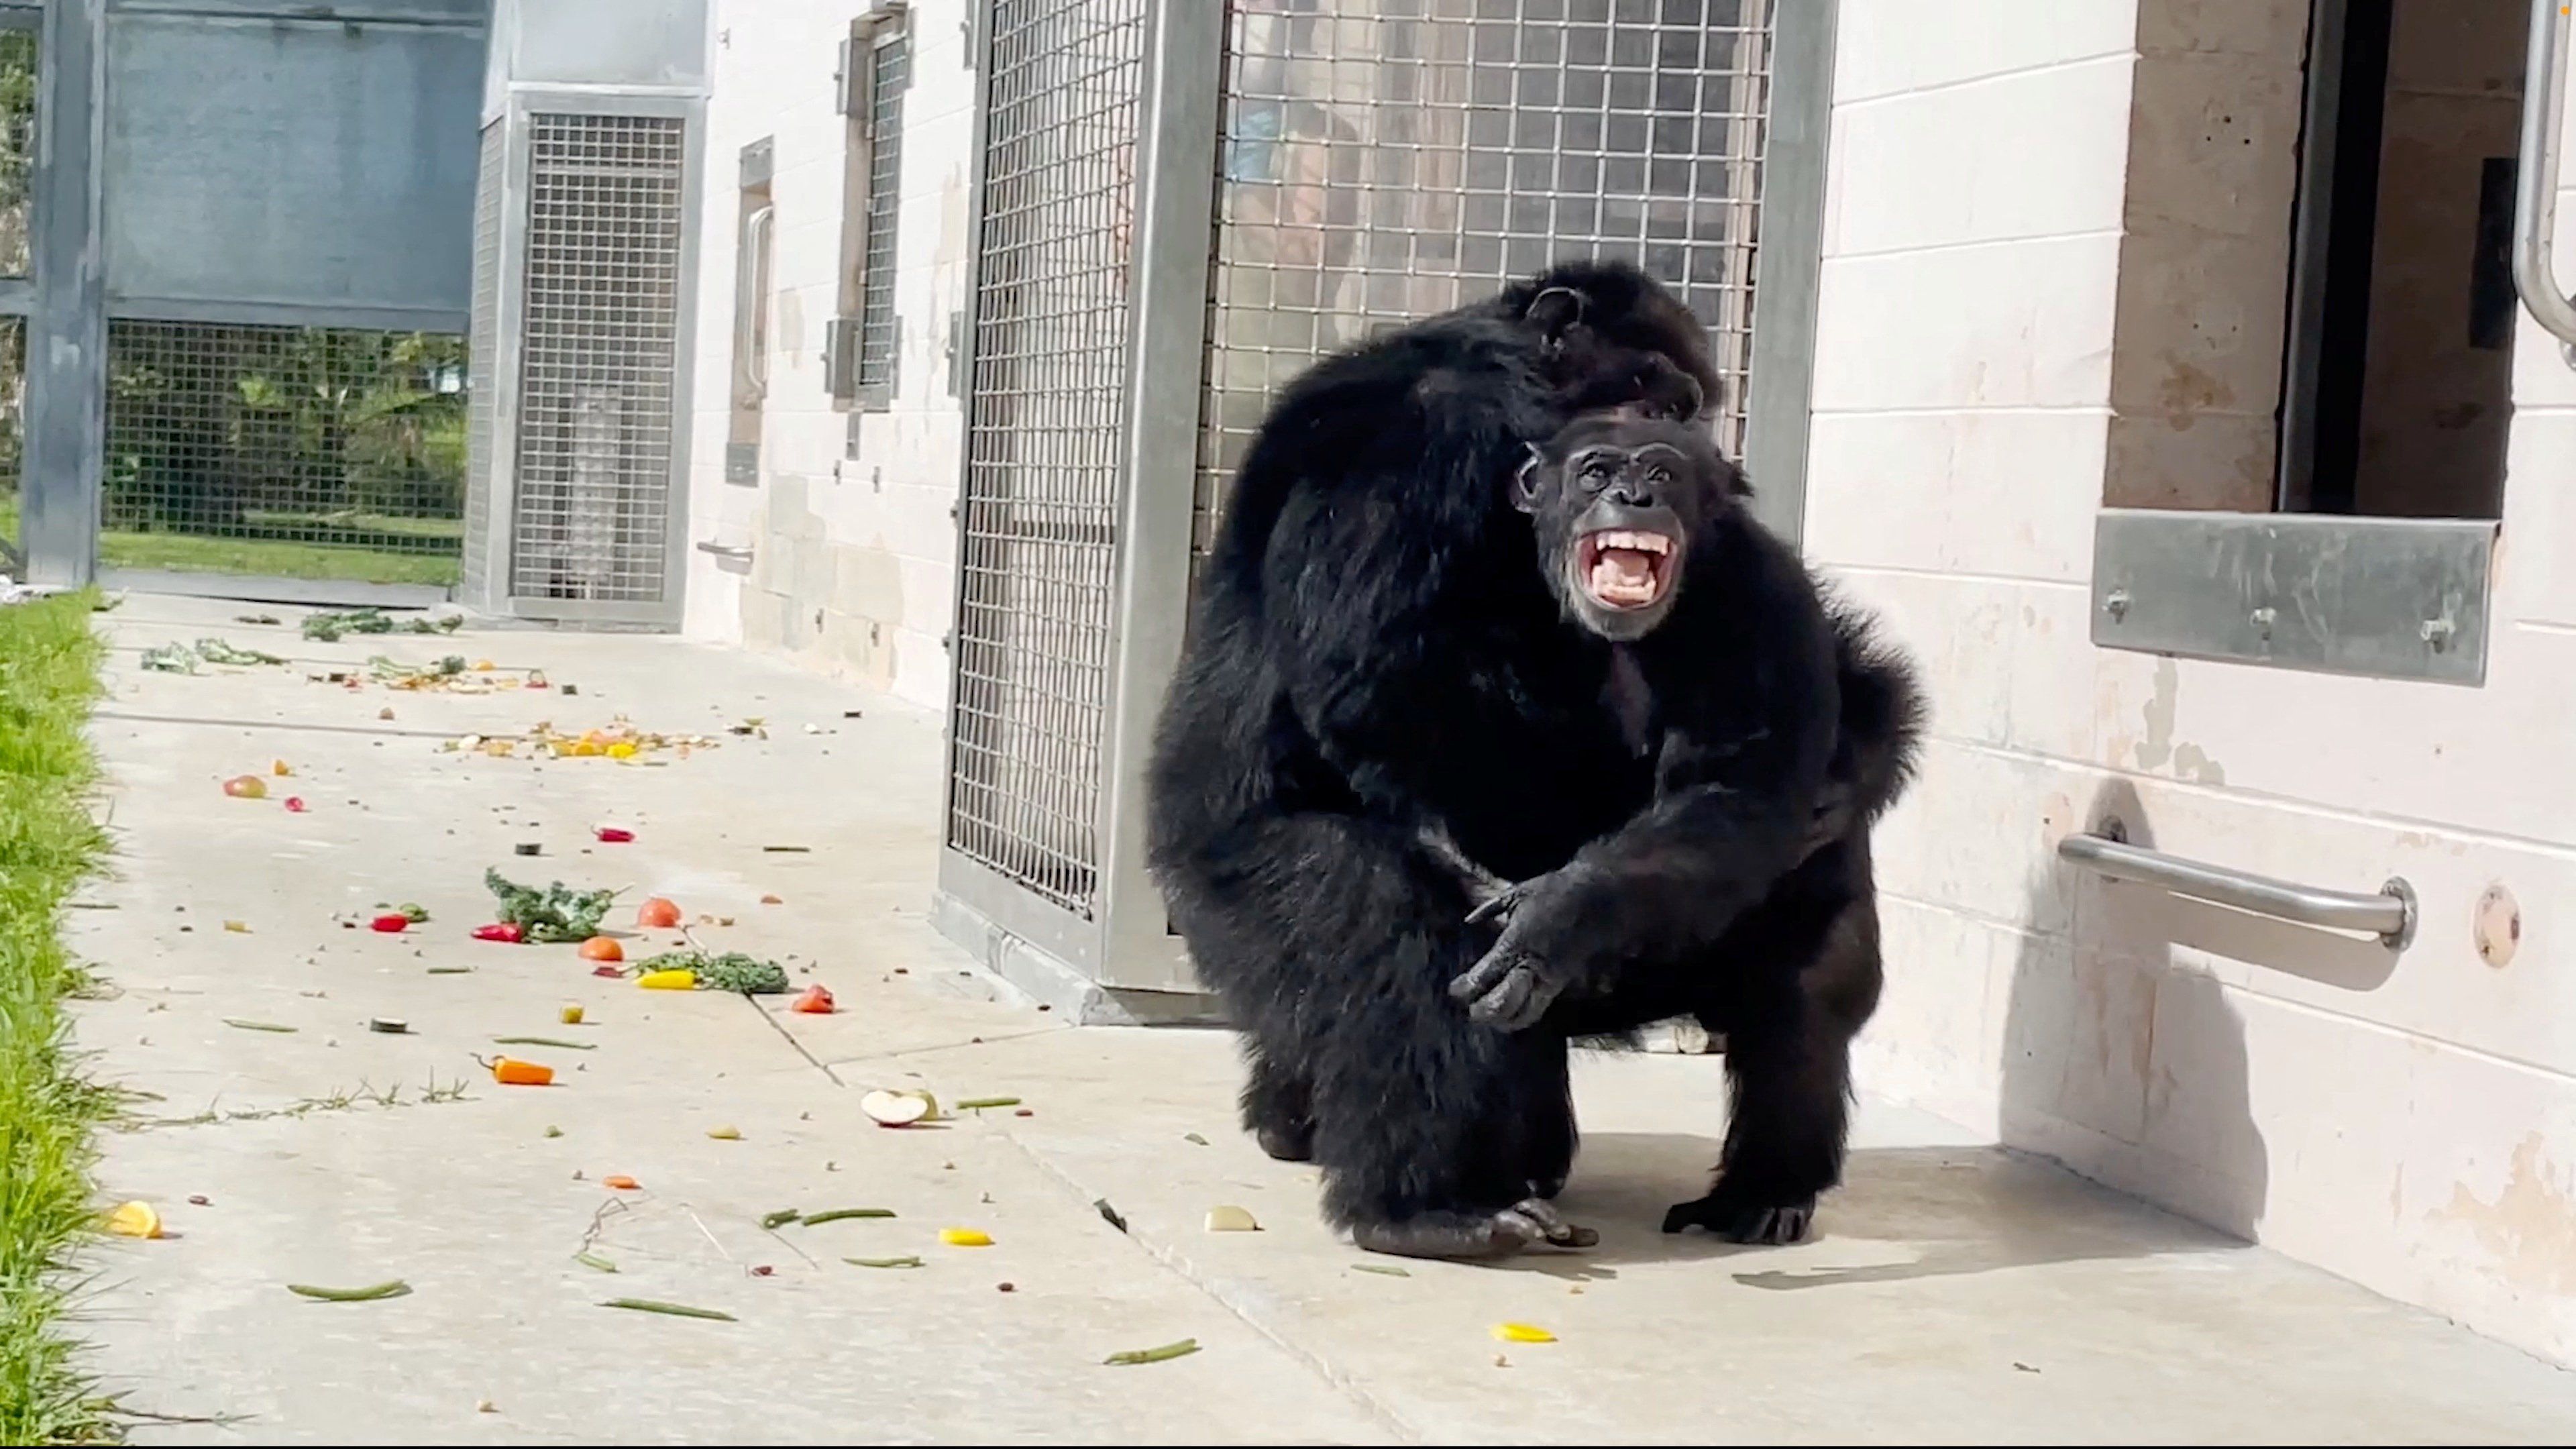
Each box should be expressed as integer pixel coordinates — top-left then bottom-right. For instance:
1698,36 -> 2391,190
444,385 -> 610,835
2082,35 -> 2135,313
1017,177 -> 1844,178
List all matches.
1589,530 -> 1672,555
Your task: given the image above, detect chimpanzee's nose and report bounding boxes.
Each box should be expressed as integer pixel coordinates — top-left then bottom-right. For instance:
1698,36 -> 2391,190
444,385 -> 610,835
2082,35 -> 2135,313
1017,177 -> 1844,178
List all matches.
1604,476 -> 1652,507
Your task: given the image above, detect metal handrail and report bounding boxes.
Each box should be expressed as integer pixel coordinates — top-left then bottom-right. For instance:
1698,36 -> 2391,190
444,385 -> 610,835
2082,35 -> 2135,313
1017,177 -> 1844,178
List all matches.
2516,0 -> 2576,358
2057,833 -> 2416,947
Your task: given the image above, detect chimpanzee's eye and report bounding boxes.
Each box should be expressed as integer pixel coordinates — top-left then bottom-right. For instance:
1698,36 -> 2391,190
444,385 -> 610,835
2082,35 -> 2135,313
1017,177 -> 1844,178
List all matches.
1579,458 -> 1615,484
1645,468 -> 1672,489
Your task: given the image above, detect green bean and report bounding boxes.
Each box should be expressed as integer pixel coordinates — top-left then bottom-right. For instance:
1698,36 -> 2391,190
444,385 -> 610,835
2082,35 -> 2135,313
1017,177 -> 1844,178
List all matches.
599,1297 -> 734,1322
490,1035 -> 594,1051
1104,1338 -> 1201,1366
955,1096 -> 1021,1110
798,1208 -> 896,1226
844,1256 -> 924,1269
223,1018 -> 297,1033
573,1252 -> 618,1273
758,1208 -> 802,1230
287,1280 -> 410,1301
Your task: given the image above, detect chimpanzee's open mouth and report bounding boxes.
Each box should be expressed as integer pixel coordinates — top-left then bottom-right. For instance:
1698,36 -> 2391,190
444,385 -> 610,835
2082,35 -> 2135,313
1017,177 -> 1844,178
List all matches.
1576,529 -> 1676,610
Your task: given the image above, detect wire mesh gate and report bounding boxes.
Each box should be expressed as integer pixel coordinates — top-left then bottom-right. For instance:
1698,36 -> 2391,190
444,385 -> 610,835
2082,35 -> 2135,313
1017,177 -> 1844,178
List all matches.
3,0 -> 488,600
935,0 -> 1831,1004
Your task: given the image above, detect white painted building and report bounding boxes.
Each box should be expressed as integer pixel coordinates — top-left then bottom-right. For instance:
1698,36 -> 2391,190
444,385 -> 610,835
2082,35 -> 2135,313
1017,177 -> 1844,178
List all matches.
634,0 -> 2576,1370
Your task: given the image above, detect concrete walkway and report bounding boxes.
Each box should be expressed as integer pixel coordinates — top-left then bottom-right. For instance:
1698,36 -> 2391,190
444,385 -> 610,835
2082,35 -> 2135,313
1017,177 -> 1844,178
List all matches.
66,594 -> 2576,1445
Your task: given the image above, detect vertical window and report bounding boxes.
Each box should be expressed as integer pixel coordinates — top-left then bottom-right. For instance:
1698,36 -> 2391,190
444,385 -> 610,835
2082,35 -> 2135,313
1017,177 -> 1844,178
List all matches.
832,6 -> 910,419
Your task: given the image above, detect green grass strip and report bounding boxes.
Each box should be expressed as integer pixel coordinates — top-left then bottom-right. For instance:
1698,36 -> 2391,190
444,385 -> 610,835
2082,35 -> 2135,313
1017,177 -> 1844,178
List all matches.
0,592 -> 115,1444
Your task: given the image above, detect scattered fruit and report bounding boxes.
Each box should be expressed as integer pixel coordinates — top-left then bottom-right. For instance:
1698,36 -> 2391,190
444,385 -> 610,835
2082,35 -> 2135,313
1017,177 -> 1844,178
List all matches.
861,1089 -> 936,1128
596,827 -> 635,843
486,1057 -> 554,1087
706,1125 -> 741,1140
1204,1205 -> 1260,1233
636,968 -> 694,990
636,897 -> 682,928
939,1228 -> 993,1248
559,1004 -> 585,1025
578,936 -> 623,963
790,984 -> 835,1014
1491,1323 -> 1557,1344
221,775 -> 268,799
471,922 -> 526,944
272,759 -> 292,776
370,914 -> 411,934
284,797 -> 308,812
105,1201 -> 162,1239
603,1175 -> 641,1191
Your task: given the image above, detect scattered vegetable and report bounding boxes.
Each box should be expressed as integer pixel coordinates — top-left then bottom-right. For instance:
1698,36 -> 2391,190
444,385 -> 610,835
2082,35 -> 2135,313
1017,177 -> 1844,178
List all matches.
845,1256 -> 923,1270
577,936 -> 624,963
221,775 -> 268,799
272,759 -> 292,775
471,922 -> 526,944
1350,1263 -> 1411,1277
484,1056 -> 554,1087
706,1125 -> 741,1140
284,796 -> 308,812
223,1018 -> 297,1033
105,1201 -> 163,1239
861,1089 -> 936,1128
1094,1199 -> 1128,1234
598,1297 -> 734,1322
574,1252 -> 619,1273
955,1096 -> 1022,1112
939,1228 -> 993,1248
222,920 -> 250,934
483,869 -> 616,943
1491,1323 -> 1556,1344
603,1175 -> 641,1191
1204,1205 -> 1260,1233
799,1208 -> 896,1226
636,969 -> 694,991
596,826 -> 635,843
492,1036 -> 593,1051
633,948 -> 788,994
370,914 -> 411,934
790,984 -> 836,1014
559,1004 -> 586,1024
759,1209 -> 803,1230
302,606 -> 460,642
1104,1339 -> 1201,1366
635,897 -> 682,928
1183,1132 -> 1210,1146
288,1280 -> 413,1302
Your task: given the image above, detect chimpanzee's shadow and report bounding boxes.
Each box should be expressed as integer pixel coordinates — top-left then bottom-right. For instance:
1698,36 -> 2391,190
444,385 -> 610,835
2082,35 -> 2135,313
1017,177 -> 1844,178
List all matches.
1517,1134 -> 2230,1283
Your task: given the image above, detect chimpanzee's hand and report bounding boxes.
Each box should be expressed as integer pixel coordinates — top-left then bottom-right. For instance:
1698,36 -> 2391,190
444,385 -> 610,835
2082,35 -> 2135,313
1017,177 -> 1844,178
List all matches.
1450,872 -> 1585,1030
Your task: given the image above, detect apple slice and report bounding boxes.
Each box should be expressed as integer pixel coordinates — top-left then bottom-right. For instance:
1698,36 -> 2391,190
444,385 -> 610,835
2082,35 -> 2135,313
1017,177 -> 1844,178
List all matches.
861,1089 -> 938,1128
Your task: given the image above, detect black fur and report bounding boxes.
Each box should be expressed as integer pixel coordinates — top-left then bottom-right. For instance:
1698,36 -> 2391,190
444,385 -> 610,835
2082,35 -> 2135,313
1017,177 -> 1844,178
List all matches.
1145,260 -> 1923,1259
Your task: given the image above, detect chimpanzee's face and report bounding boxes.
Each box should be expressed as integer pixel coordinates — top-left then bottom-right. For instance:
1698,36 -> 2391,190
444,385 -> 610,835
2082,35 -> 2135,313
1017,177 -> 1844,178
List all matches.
1513,415 -> 1743,642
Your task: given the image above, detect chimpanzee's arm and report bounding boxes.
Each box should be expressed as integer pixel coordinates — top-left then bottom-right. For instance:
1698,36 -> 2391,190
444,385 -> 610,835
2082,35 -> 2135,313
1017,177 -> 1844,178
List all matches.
1449,554 -> 1843,1030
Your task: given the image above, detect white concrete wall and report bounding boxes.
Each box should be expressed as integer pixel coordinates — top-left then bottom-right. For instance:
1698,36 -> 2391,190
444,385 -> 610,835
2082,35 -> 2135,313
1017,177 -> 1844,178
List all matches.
1812,0 -> 2576,1366
682,0 -> 975,712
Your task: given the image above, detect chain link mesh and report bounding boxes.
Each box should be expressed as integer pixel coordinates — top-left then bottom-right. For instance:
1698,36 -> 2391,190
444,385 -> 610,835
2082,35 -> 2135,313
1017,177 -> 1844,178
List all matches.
945,0 -> 1148,917
507,113 -> 687,603
1195,0 -> 1774,568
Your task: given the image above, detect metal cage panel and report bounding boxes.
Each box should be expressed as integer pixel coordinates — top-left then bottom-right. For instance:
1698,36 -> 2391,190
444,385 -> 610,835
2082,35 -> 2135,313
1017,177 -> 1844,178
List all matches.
856,24 -> 910,401
945,0 -> 1150,920
461,119 -> 506,608
506,111 -> 688,605
1193,0 -> 1775,565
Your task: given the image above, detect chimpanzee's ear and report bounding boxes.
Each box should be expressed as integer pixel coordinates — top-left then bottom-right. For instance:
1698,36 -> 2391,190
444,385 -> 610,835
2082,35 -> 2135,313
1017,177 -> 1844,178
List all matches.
1512,444 -> 1547,514
1523,286 -> 1586,344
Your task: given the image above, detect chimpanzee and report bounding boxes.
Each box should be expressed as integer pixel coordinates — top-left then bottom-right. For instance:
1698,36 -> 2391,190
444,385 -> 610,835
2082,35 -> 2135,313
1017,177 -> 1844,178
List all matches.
1446,414 -> 1919,1246
1146,260 -> 1921,1259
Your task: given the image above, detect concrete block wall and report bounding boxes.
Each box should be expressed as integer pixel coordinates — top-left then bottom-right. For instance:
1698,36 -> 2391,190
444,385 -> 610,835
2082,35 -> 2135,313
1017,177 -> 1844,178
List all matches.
682,0 -> 976,713
1811,0 -> 2576,1366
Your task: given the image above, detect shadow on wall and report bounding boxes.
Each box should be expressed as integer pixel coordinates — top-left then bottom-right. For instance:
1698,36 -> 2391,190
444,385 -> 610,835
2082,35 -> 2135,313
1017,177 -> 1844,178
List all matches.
1998,778 -> 2278,1243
